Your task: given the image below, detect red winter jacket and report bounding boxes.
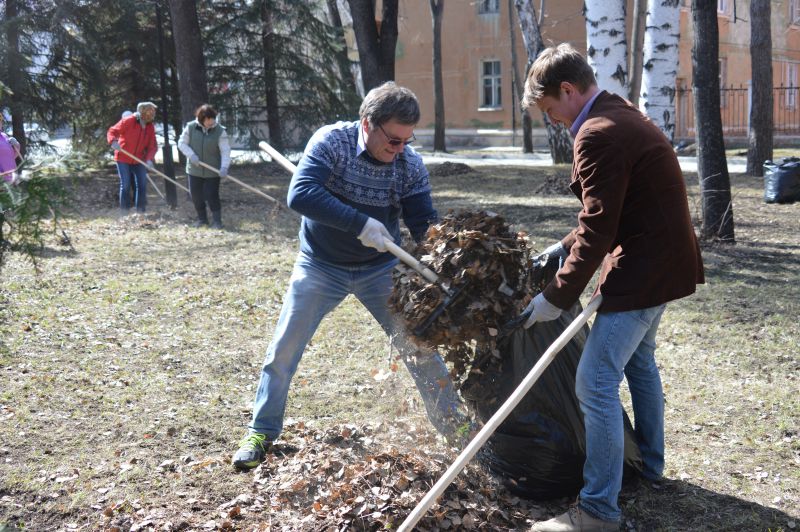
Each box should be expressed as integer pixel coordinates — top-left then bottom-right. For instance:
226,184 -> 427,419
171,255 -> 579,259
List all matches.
107,115 -> 158,165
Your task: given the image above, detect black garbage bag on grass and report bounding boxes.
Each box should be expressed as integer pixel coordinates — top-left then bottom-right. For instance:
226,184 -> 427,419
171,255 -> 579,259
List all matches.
461,302 -> 643,499
764,157 -> 800,204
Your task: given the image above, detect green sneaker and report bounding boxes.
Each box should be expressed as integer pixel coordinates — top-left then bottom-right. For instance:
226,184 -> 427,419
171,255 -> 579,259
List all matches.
232,433 -> 270,470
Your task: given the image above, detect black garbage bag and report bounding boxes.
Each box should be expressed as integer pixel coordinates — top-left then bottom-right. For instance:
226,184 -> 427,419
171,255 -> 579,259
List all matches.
461,302 -> 643,499
764,157 -> 800,204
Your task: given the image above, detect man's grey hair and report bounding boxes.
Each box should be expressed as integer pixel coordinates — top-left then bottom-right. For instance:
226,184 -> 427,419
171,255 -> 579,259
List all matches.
136,101 -> 157,113
359,82 -> 420,126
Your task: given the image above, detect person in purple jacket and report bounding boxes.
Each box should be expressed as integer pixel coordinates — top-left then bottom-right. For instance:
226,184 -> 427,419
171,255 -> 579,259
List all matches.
0,115 -> 22,184
232,82 -> 463,470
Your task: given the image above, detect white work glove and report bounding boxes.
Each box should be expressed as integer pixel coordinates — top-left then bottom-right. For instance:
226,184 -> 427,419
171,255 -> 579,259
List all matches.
219,165 -> 228,178
111,140 -> 121,151
145,160 -> 155,169
189,153 -> 200,164
8,137 -> 19,148
523,292 -> 563,329
358,217 -> 392,252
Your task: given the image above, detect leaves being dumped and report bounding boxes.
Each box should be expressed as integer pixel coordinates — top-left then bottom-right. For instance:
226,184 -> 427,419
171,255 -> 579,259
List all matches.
390,210 -> 538,382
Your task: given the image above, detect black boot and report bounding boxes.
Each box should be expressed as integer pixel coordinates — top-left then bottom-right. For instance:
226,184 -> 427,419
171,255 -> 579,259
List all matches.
210,210 -> 223,229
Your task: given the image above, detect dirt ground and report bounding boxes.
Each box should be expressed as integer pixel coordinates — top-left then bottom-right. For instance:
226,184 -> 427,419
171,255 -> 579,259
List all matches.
0,160 -> 798,531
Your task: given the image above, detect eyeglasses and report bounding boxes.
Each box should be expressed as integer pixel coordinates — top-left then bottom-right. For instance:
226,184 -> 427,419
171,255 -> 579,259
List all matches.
377,123 -> 416,146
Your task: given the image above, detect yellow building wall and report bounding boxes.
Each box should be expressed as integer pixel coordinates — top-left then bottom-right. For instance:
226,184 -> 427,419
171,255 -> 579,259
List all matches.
395,0 -> 800,133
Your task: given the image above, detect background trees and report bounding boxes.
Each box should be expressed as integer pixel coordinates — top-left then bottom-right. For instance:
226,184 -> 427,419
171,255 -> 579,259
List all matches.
747,0 -> 773,177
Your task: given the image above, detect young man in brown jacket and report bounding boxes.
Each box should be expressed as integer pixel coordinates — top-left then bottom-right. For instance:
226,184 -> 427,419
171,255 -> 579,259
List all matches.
521,44 -> 704,531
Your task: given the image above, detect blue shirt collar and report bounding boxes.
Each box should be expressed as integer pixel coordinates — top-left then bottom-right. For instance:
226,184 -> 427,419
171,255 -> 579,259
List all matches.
569,90 -> 602,137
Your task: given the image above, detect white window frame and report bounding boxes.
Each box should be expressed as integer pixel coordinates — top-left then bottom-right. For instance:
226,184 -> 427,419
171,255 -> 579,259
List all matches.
786,62 -> 798,109
478,0 -> 500,14
480,59 -> 502,109
791,0 -> 800,25
719,58 -> 728,108
717,0 -> 728,14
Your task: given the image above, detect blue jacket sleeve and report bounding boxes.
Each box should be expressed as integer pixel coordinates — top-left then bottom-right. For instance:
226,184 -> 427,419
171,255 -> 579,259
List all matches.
402,192 -> 437,243
286,143 -> 368,235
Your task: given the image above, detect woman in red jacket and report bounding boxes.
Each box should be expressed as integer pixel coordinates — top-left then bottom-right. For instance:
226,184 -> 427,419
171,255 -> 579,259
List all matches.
107,102 -> 158,213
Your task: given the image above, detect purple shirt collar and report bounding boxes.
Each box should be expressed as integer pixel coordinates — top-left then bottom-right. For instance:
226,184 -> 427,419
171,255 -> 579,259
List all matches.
569,90 -> 602,137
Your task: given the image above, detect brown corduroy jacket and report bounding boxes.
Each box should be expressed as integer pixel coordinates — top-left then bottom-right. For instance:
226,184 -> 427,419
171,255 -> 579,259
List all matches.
543,91 -> 705,313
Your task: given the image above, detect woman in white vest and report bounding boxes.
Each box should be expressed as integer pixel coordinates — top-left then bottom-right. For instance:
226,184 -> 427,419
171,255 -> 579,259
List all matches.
178,104 -> 231,229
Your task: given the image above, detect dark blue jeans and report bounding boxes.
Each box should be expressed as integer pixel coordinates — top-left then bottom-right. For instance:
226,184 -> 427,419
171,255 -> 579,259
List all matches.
116,162 -> 148,212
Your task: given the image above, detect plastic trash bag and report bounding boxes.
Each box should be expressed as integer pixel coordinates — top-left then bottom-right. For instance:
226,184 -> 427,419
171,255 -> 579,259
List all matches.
461,302 -> 643,499
764,157 -> 800,204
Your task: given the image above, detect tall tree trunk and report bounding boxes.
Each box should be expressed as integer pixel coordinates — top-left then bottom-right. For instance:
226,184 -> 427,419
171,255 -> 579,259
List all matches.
747,0 -> 773,176
640,0 -> 681,141
628,0 -> 647,104
430,0 -> 446,152
326,0 -> 359,100
692,0 -> 734,242
584,0 -> 628,96
261,0 -> 284,152
170,58 -> 186,166
167,0 -> 210,125
347,0 -> 398,91
515,0 -> 572,164
5,0 -> 26,155
507,0 -> 533,152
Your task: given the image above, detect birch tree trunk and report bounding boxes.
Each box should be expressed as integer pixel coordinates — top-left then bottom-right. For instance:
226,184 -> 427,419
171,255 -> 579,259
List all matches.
746,0 -> 773,176
692,0 -> 734,242
639,0 -> 681,141
326,0 -> 360,102
507,0 -> 533,152
430,0 -> 446,151
584,0 -> 628,96
167,0 -> 210,125
514,0 -> 572,164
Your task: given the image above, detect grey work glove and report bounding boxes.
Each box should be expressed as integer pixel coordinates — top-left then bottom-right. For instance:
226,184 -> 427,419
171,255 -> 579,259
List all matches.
111,140 -> 121,151
523,292 -> 563,329
219,165 -> 228,178
357,217 -> 392,252
189,153 -> 200,165
145,159 -> 155,169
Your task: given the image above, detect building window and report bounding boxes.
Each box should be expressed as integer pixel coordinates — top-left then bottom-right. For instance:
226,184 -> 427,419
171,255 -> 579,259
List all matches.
481,60 -> 502,109
717,0 -> 728,14
786,62 -> 798,108
791,0 -> 800,24
478,0 -> 500,14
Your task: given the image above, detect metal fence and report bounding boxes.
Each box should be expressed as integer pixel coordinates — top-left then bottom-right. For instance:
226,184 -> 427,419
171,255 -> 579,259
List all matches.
674,84 -> 800,140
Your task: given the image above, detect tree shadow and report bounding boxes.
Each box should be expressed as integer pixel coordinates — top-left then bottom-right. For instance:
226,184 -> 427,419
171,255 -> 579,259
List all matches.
619,477 -> 796,531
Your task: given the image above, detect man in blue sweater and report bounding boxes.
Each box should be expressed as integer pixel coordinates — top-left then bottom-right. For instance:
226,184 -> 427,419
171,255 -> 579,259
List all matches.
233,82 -> 463,470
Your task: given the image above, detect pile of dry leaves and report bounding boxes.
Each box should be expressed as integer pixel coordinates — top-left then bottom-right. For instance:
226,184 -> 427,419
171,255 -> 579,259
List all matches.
245,423 -> 543,530
390,210 -> 546,381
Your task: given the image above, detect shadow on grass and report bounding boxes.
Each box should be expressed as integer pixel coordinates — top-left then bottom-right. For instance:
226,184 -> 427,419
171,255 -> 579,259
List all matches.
621,477 -> 795,531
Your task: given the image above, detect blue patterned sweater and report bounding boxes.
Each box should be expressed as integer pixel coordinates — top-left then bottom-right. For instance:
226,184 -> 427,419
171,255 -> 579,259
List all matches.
287,121 -> 437,266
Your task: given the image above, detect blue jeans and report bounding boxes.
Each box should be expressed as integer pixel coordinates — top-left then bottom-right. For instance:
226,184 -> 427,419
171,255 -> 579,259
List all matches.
116,162 -> 148,212
249,252 -> 463,440
576,304 -> 667,522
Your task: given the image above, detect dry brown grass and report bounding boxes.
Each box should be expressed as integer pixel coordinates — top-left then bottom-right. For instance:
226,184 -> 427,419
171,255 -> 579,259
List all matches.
0,161 -> 797,531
